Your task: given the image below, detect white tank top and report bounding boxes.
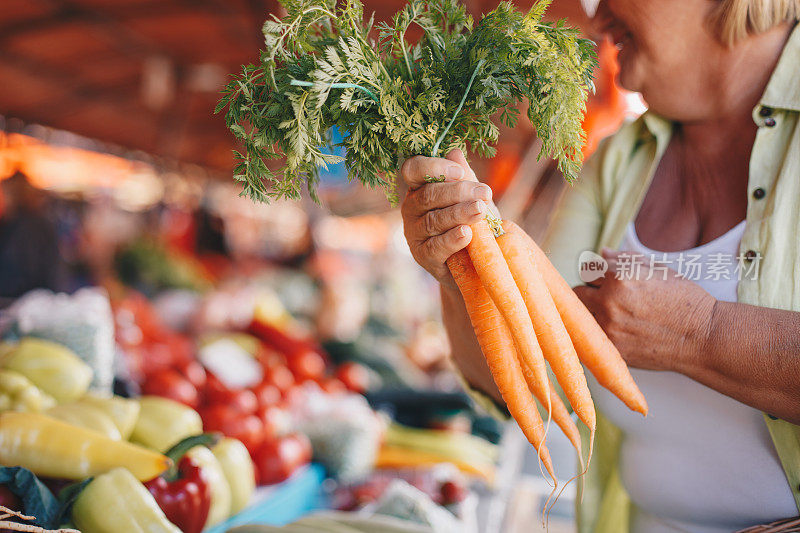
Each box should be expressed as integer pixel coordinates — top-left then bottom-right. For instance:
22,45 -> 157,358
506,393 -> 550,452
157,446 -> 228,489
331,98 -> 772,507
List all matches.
588,221 -> 797,533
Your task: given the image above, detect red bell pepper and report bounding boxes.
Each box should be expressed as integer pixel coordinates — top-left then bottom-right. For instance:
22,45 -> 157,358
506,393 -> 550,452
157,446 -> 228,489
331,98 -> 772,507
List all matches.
248,319 -> 324,360
145,433 -> 219,533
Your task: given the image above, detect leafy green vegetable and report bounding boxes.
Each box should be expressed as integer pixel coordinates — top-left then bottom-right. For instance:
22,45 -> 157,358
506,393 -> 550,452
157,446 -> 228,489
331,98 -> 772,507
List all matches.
216,0 -> 597,204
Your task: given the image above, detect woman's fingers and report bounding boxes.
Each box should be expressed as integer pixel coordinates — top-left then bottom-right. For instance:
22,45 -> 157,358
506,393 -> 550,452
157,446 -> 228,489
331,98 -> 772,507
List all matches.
421,225 -> 474,266
401,155 -> 467,189
418,199 -> 487,237
402,181 -> 492,218
445,149 -> 478,181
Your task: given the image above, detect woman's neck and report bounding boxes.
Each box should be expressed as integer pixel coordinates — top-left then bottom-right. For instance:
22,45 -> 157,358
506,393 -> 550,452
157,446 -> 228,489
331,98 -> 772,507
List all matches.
676,22 -> 794,162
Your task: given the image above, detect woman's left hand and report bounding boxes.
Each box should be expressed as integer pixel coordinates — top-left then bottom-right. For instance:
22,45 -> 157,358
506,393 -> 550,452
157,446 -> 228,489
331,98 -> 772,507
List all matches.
573,248 -> 717,373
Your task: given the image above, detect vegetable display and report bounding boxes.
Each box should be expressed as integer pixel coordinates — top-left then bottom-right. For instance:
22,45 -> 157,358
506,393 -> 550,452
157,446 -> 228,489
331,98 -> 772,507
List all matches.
219,0 -> 647,489
215,0 -> 647,492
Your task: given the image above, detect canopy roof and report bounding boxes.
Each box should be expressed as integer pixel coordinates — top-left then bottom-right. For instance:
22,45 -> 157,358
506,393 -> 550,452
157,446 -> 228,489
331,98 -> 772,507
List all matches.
0,0 -> 586,174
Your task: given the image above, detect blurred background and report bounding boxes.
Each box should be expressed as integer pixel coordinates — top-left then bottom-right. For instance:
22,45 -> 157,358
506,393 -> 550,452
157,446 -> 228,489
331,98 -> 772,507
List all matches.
0,1 -> 646,531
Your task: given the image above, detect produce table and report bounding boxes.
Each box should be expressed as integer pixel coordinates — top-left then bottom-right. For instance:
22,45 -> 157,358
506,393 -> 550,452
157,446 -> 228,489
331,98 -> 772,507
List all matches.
208,464 -> 328,532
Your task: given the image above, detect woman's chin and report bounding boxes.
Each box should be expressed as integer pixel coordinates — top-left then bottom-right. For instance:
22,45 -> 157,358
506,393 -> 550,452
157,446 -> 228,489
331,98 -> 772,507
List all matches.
615,55 -> 642,94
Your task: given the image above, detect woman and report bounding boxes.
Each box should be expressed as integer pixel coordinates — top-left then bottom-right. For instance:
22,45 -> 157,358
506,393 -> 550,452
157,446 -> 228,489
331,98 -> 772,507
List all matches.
399,0 -> 800,531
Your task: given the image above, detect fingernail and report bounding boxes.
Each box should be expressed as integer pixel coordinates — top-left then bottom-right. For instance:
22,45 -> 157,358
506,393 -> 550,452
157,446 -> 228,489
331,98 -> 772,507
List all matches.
445,165 -> 464,180
473,184 -> 492,201
458,226 -> 469,238
471,200 -> 485,215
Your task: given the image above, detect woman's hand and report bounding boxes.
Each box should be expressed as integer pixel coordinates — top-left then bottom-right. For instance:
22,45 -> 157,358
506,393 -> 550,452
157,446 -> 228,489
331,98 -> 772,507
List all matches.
574,248 -> 717,373
400,150 -> 493,288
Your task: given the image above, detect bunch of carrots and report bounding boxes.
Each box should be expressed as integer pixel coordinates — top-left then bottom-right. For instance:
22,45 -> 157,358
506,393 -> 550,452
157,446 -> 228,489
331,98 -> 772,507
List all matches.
447,213 -> 648,488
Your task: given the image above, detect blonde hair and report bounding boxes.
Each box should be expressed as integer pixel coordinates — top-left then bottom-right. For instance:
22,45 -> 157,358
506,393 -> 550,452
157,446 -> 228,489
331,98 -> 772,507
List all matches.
712,0 -> 800,44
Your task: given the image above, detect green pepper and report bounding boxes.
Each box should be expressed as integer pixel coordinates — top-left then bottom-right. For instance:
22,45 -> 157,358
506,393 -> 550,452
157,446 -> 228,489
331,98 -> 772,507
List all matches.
72,467 -> 181,533
0,338 -> 92,403
0,370 -> 55,413
212,437 -> 256,514
75,394 -> 140,440
46,403 -> 121,440
130,396 -> 202,452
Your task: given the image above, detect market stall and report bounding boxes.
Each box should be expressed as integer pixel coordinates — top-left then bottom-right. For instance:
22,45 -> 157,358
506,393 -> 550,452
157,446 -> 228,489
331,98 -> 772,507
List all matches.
0,0 -> 640,531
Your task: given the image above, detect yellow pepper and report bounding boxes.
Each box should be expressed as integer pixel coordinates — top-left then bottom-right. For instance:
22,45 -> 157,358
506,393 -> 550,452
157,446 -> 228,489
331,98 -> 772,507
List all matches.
0,369 -> 56,412
212,437 -> 256,514
130,396 -> 202,452
46,403 -> 121,440
75,394 -> 140,440
375,444 -> 495,483
72,467 -> 181,533
0,337 -> 92,403
187,445 -> 232,527
0,412 -> 170,481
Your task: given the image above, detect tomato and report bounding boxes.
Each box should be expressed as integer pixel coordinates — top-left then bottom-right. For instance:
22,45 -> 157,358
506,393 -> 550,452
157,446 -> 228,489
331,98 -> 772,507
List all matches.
257,404 -> 291,438
0,485 -> 21,510
287,350 -> 326,382
256,346 -> 285,369
142,369 -> 199,408
252,382 -> 281,408
335,362 -> 369,394
262,365 -> 295,393
439,480 -> 467,505
282,383 -> 310,406
204,373 -> 258,414
178,359 -> 207,390
200,404 -> 265,453
253,433 -> 312,485
320,377 -> 346,395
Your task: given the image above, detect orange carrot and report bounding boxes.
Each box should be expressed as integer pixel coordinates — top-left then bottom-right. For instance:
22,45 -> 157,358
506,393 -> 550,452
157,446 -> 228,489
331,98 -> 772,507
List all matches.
505,221 -> 649,416
498,223 -> 597,434
515,357 -> 585,469
465,219 -> 551,412
446,249 -> 555,480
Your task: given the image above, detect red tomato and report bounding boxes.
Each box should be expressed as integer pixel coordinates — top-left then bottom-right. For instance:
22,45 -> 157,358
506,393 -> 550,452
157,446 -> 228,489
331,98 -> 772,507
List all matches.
262,365 -> 295,393
253,433 -> 312,485
320,377 -> 347,395
200,404 -> 265,453
282,383 -> 310,406
335,362 -> 369,394
252,382 -> 282,408
257,346 -> 285,369
439,480 -> 468,505
204,373 -> 258,414
258,404 -> 291,438
178,359 -> 207,390
142,369 -> 199,408
287,350 -> 326,382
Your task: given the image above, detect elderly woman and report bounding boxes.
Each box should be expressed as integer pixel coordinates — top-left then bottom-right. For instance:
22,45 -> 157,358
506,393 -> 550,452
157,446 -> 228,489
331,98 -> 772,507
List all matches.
399,0 -> 800,531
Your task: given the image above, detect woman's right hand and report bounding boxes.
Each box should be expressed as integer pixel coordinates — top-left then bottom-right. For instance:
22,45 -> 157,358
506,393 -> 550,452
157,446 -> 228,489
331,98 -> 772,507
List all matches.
400,149 -> 493,288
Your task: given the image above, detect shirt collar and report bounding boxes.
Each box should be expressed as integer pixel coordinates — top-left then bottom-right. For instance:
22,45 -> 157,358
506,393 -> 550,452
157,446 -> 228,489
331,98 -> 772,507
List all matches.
759,23 -> 800,112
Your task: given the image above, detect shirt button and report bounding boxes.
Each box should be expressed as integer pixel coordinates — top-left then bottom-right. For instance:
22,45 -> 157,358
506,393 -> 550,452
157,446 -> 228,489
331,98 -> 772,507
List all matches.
759,107 -> 773,117
753,187 -> 766,199
764,117 -> 776,127
744,250 -> 759,261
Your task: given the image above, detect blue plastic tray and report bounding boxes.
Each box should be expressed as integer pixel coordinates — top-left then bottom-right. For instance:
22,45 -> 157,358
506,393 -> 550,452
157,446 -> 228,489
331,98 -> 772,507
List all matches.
207,463 -> 328,532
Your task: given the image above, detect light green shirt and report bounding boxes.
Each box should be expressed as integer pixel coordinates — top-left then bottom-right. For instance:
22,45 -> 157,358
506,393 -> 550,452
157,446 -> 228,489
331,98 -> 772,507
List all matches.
461,22 -> 800,533
542,23 -> 800,533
